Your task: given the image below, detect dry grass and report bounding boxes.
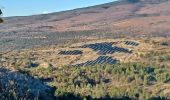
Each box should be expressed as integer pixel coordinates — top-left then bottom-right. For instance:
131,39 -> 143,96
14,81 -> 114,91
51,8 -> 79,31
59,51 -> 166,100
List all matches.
2,37 -> 169,68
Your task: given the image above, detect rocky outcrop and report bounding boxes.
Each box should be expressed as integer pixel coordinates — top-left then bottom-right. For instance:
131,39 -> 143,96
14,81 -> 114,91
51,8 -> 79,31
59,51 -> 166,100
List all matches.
0,67 -> 55,99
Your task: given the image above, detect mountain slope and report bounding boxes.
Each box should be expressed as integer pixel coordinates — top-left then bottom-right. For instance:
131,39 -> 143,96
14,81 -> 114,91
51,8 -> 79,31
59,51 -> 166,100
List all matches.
0,0 -> 170,51
0,1 -> 170,98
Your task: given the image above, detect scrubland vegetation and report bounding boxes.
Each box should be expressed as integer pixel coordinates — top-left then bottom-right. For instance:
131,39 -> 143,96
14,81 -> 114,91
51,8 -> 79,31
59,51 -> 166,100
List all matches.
2,62 -> 170,99
24,62 -> 170,99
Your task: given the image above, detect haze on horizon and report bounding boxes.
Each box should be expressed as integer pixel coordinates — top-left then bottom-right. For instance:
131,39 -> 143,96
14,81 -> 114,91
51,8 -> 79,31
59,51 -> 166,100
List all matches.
1,0 -> 117,17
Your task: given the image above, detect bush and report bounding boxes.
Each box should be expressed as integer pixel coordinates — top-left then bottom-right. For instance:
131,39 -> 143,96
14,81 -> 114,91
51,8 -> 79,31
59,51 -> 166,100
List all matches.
23,62 -> 170,99
125,0 -> 140,3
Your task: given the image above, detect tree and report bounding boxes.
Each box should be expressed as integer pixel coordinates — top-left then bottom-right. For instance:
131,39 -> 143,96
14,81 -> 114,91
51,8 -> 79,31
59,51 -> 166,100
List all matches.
126,0 -> 140,3
0,9 -> 3,23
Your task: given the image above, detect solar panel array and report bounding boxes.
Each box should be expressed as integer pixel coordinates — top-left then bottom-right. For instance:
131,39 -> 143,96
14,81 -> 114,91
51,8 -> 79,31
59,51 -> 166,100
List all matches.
80,42 -> 131,55
58,41 -> 138,66
75,56 -> 117,67
58,50 -> 83,55
124,41 -> 139,46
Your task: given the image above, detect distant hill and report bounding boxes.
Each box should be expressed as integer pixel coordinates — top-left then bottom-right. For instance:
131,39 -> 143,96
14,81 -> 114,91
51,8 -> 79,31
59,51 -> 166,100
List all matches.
0,0 -> 170,51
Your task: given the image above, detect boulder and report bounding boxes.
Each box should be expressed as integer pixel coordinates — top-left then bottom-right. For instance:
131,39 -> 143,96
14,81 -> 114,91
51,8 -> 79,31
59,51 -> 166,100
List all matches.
39,62 -> 53,69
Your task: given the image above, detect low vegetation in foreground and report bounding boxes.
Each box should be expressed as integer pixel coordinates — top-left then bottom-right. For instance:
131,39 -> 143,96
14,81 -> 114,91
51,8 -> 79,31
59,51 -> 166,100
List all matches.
1,62 -> 168,100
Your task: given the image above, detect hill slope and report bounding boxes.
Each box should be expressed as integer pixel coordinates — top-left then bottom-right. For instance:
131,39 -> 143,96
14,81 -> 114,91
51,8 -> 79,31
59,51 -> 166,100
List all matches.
0,0 -> 170,51
0,0 -> 170,99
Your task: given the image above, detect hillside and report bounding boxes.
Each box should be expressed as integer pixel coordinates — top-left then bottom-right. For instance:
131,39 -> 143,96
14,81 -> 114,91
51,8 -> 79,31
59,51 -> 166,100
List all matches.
0,0 -> 170,99
0,0 -> 170,52
1,37 -> 170,99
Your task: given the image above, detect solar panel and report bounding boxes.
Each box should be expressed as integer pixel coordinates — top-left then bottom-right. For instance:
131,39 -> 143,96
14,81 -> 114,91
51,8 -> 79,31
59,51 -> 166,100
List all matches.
75,56 -> 117,67
80,42 -> 131,55
58,50 -> 83,55
124,41 -> 139,46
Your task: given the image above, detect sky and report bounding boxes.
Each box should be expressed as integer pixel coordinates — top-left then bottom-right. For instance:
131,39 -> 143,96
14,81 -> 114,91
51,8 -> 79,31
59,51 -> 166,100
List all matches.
0,0 -> 117,17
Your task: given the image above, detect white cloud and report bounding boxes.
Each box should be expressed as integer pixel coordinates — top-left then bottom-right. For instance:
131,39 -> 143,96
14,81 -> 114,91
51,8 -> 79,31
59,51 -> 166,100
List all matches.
42,11 -> 49,14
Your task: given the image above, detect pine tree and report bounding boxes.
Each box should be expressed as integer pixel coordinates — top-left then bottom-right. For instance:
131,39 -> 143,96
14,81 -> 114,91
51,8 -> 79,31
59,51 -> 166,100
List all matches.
0,9 -> 3,23
127,0 -> 140,3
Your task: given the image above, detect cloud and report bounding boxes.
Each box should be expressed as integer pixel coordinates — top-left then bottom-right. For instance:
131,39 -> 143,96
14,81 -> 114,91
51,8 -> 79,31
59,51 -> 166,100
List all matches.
42,11 -> 49,14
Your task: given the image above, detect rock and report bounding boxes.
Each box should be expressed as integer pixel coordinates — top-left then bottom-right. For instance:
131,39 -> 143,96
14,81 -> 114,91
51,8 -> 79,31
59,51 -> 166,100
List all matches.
39,62 -> 53,69
0,68 -> 54,98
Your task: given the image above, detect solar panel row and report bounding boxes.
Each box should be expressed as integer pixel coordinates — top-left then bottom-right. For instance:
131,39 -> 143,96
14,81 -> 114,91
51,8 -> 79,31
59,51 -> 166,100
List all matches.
124,41 -> 139,46
81,42 -> 113,48
58,50 -> 83,55
80,42 -> 131,55
75,56 -> 117,67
